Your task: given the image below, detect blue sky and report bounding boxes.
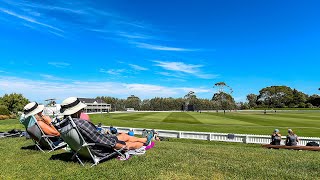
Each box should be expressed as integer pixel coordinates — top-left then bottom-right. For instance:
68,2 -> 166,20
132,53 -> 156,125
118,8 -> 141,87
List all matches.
0,0 -> 319,103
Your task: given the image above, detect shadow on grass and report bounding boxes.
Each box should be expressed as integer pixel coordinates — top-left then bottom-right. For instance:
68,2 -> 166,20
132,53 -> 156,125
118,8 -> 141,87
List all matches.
21,145 -> 41,151
49,152 -> 77,163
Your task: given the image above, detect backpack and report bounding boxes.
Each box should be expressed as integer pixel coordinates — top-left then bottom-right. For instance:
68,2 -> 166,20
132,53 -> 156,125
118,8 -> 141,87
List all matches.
306,142 -> 319,147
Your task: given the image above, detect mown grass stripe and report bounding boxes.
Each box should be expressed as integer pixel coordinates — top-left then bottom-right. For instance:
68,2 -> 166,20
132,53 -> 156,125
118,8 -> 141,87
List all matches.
203,112 -> 320,128
106,112 -> 160,121
268,113 -> 320,121
163,112 -> 202,124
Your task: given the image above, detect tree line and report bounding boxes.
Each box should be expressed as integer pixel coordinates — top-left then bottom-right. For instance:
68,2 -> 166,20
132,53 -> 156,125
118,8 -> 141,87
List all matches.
0,85 -> 319,118
246,86 -> 320,109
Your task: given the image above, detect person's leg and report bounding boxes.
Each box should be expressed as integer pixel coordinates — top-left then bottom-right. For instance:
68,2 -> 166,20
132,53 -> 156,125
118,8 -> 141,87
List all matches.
114,143 -> 126,150
125,142 -> 144,149
117,133 -> 147,143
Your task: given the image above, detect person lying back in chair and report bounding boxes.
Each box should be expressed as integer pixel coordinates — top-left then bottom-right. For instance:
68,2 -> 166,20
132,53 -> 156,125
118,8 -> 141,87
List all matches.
23,102 -> 60,137
60,97 -> 154,150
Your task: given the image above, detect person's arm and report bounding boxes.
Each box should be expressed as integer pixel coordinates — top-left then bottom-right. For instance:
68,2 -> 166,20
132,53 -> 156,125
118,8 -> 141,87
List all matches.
43,115 -> 53,124
296,135 -> 299,142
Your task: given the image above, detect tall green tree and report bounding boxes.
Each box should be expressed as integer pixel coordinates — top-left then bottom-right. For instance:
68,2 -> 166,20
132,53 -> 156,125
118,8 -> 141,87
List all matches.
257,86 -> 294,108
213,82 -> 234,110
246,94 -> 258,108
307,94 -> 320,107
125,95 -> 141,110
1,93 -> 29,113
291,89 -> 308,108
212,92 -> 236,110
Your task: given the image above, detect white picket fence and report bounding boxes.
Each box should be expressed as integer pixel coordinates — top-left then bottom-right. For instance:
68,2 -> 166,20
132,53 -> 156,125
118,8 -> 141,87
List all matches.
102,126 -> 320,146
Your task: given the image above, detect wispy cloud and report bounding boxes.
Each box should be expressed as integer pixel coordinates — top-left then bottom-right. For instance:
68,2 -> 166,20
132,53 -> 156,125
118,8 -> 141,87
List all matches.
0,8 -> 63,32
48,30 -> 66,38
1,0 -> 152,40
154,61 -> 219,79
117,31 -> 151,39
0,75 -> 211,101
3,0 -> 87,15
134,42 -> 196,51
1,0 -> 194,51
129,64 -> 148,71
40,74 -> 67,81
48,62 -> 70,68
157,72 -> 185,78
100,68 -> 125,75
154,61 -> 201,73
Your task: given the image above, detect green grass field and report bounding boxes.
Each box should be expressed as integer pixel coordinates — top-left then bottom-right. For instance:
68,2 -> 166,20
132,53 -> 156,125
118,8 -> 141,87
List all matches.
89,111 -> 320,137
1,111 -> 320,179
2,111 -> 320,137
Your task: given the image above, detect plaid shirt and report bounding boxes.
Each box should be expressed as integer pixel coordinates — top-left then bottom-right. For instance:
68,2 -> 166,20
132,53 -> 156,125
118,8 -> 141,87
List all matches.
73,118 -> 117,148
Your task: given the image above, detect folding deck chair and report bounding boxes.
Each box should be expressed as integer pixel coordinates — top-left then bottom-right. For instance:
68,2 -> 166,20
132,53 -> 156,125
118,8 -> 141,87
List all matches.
55,116 -> 126,167
25,115 -> 66,152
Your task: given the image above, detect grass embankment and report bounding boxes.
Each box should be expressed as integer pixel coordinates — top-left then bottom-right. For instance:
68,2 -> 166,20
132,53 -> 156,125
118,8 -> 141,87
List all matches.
0,137 -> 319,179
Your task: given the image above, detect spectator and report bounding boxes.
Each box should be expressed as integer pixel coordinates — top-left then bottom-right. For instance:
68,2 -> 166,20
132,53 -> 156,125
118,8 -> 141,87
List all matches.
80,111 -> 91,122
60,97 -> 154,150
270,129 -> 281,145
285,129 -> 299,146
23,102 -> 60,137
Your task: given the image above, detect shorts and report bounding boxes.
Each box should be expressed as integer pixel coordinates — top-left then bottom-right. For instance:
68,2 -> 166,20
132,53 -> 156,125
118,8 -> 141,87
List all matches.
110,136 -> 126,145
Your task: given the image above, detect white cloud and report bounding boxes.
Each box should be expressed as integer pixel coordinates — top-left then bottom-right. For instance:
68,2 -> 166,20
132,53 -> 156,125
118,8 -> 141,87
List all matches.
48,62 -> 70,68
134,42 -> 196,51
129,64 -> 148,71
0,8 -> 63,32
154,61 -> 201,73
47,30 -> 66,38
117,31 -> 151,39
1,0 -> 151,40
154,61 -> 219,79
40,74 -> 68,81
0,75 -> 211,101
157,72 -> 185,78
100,68 -> 125,75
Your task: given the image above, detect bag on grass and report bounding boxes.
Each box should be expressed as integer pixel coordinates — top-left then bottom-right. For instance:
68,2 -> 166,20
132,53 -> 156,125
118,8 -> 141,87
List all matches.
306,142 -> 319,147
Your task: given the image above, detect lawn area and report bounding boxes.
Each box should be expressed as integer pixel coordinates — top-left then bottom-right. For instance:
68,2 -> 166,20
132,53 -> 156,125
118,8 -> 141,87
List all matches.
89,111 -> 320,137
0,137 -> 319,179
1,111 -> 320,179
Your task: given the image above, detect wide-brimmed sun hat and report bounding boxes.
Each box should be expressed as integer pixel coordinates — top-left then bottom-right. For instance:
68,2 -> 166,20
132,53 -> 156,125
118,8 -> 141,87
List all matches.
60,97 -> 87,115
23,102 -> 44,118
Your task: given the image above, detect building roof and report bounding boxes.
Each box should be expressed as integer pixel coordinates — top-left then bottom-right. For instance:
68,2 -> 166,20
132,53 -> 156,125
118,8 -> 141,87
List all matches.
79,98 -> 104,104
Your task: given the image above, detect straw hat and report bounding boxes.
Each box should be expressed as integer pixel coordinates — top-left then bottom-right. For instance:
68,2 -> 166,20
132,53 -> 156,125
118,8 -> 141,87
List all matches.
60,97 -> 87,115
23,102 -> 44,118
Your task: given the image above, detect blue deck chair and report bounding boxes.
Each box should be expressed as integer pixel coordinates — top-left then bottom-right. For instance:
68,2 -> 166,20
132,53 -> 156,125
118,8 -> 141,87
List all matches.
55,116 -> 126,167
22,115 -> 66,152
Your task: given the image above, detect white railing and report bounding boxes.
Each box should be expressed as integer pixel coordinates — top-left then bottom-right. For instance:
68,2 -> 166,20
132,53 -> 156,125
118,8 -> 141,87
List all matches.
102,126 -> 320,146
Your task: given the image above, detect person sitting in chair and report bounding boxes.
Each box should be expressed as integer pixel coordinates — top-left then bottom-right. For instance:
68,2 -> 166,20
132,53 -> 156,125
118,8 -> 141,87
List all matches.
60,97 -> 154,150
23,102 -> 60,137
270,129 -> 281,145
285,129 -> 299,146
